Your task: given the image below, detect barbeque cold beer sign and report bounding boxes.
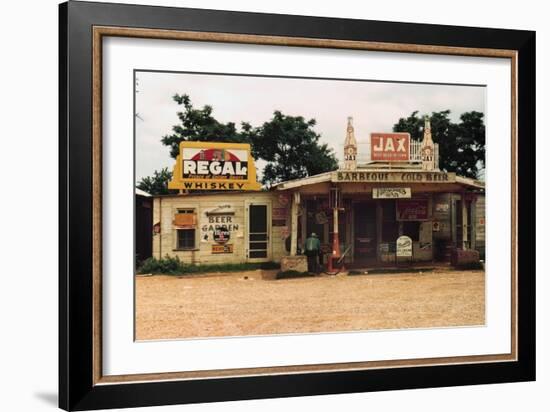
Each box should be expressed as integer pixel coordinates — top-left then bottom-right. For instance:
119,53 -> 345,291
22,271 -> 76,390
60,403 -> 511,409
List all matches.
169,142 -> 261,190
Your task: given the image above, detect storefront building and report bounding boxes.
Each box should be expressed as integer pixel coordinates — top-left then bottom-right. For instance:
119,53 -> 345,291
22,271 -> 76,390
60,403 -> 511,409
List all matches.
150,117 -> 485,267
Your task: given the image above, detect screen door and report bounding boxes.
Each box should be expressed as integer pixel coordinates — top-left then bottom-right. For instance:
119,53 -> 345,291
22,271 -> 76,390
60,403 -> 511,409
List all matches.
247,203 -> 271,261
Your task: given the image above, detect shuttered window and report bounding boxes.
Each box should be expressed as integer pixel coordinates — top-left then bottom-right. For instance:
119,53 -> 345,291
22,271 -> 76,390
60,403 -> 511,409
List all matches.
175,209 -> 196,249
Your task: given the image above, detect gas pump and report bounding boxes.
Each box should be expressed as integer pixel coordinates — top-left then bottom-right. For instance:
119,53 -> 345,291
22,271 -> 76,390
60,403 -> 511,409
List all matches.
327,186 -> 345,273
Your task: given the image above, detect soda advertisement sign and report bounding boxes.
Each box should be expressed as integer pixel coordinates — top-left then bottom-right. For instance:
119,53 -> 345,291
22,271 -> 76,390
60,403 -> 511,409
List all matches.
213,226 -> 231,244
396,199 -> 429,221
168,142 -> 261,191
370,133 -> 410,162
212,244 -> 234,254
396,236 -> 413,257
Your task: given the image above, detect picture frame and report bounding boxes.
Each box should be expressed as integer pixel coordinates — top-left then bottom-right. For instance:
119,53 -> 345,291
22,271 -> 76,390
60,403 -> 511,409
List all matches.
59,1 -> 535,410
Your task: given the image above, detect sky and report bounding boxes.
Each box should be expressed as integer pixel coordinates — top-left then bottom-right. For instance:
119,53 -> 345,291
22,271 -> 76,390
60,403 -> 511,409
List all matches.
135,71 -> 485,182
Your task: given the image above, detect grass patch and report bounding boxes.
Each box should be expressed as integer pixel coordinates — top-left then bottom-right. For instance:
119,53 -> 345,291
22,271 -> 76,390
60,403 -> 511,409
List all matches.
275,270 -> 315,280
137,255 -> 279,275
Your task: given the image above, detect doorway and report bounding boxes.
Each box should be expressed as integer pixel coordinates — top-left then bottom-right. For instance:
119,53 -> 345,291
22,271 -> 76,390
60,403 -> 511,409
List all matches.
247,203 -> 271,261
354,202 -> 377,262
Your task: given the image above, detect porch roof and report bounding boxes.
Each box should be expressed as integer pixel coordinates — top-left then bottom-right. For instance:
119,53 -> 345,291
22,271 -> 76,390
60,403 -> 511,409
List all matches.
272,169 -> 485,191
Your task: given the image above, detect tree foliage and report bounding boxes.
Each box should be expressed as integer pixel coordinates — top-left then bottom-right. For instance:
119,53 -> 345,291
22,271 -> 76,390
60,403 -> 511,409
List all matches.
393,110 -> 485,179
160,94 -> 251,159
136,167 -> 174,196
154,94 -> 337,188
246,111 -> 338,187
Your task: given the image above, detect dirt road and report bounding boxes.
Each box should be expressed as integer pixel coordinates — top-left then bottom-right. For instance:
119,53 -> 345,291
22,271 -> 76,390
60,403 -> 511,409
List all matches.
135,269 -> 485,340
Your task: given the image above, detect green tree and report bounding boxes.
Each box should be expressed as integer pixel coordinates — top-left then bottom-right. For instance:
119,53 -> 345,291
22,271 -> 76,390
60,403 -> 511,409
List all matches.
246,111 -> 339,187
393,110 -> 485,179
154,95 -> 338,188
160,94 -> 251,159
136,167 -> 174,195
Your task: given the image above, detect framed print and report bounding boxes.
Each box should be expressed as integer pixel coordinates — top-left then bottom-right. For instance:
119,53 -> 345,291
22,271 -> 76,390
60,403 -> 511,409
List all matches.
59,1 -> 535,410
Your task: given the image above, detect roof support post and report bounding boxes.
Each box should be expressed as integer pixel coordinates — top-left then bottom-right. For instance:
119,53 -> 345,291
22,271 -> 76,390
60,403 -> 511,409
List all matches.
290,192 -> 300,256
461,192 -> 468,250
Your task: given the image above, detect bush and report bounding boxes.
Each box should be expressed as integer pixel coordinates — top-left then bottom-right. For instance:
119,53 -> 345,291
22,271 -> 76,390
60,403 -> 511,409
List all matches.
137,256 -> 279,275
138,256 -> 186,275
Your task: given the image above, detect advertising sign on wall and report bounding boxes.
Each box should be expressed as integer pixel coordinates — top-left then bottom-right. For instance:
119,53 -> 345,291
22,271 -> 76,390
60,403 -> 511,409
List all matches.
373,187 -> 411,199
169,141 -> 261,191
335,171 -> 454,183
370,133 -> 410,162
201,208 -> 240,243
213,226 -> 230,243
396,236 -> 413,257
396,199 -> 429,221
212,244 -> 234,254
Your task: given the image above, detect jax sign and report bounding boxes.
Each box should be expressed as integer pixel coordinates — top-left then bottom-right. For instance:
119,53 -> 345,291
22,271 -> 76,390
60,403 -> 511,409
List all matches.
370,132 -> 410,162
168,142 -> 262,191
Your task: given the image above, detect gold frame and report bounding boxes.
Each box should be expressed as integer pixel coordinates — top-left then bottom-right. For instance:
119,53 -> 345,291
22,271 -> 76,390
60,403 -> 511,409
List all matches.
92,26 -> 518,385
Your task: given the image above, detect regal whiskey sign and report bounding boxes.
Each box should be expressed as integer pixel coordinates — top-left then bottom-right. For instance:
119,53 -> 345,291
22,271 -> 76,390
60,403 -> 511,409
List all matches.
168,142 -> 261,191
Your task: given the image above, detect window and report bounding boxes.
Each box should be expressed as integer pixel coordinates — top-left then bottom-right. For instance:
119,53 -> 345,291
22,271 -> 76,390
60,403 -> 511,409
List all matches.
174,208 -> 197,249
177,229 -> 196,250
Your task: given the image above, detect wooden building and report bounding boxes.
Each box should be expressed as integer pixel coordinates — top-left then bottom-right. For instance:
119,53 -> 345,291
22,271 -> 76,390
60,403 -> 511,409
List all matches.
152,191 -> 289,265
135,188 -> 153,265
273,170 -> 485,266
149,117 -> 485,268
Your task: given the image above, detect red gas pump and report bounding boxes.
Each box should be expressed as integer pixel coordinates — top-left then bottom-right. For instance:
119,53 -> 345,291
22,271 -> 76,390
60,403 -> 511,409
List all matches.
327,187 -> 345,273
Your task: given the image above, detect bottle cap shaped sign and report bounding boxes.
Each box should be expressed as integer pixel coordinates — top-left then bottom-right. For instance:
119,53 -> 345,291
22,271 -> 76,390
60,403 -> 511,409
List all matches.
213,226 -> 230,244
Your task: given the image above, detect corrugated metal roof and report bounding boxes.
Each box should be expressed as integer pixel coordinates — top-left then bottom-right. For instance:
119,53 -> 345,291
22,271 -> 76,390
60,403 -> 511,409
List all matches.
135,188 -> 152,197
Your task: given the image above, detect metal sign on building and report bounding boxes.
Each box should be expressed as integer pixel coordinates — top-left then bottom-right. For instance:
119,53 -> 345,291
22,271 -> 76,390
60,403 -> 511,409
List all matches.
396,236 -> 413,257
396,199 -> 429,221
373,188 -> 412,199
212,244 -> 234,254
370,132 -> 410,162
168,141 -> 261,191
335,171 -> 455,183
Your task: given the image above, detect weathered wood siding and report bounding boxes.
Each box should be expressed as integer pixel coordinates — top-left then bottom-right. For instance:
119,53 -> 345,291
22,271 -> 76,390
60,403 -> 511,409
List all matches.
152,192 -> 288,265
432,193 -> 452,241
475,194 -> 486,259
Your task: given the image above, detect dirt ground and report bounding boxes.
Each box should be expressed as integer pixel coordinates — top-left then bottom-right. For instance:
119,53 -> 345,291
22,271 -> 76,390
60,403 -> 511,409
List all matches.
135,269 -> 485,340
